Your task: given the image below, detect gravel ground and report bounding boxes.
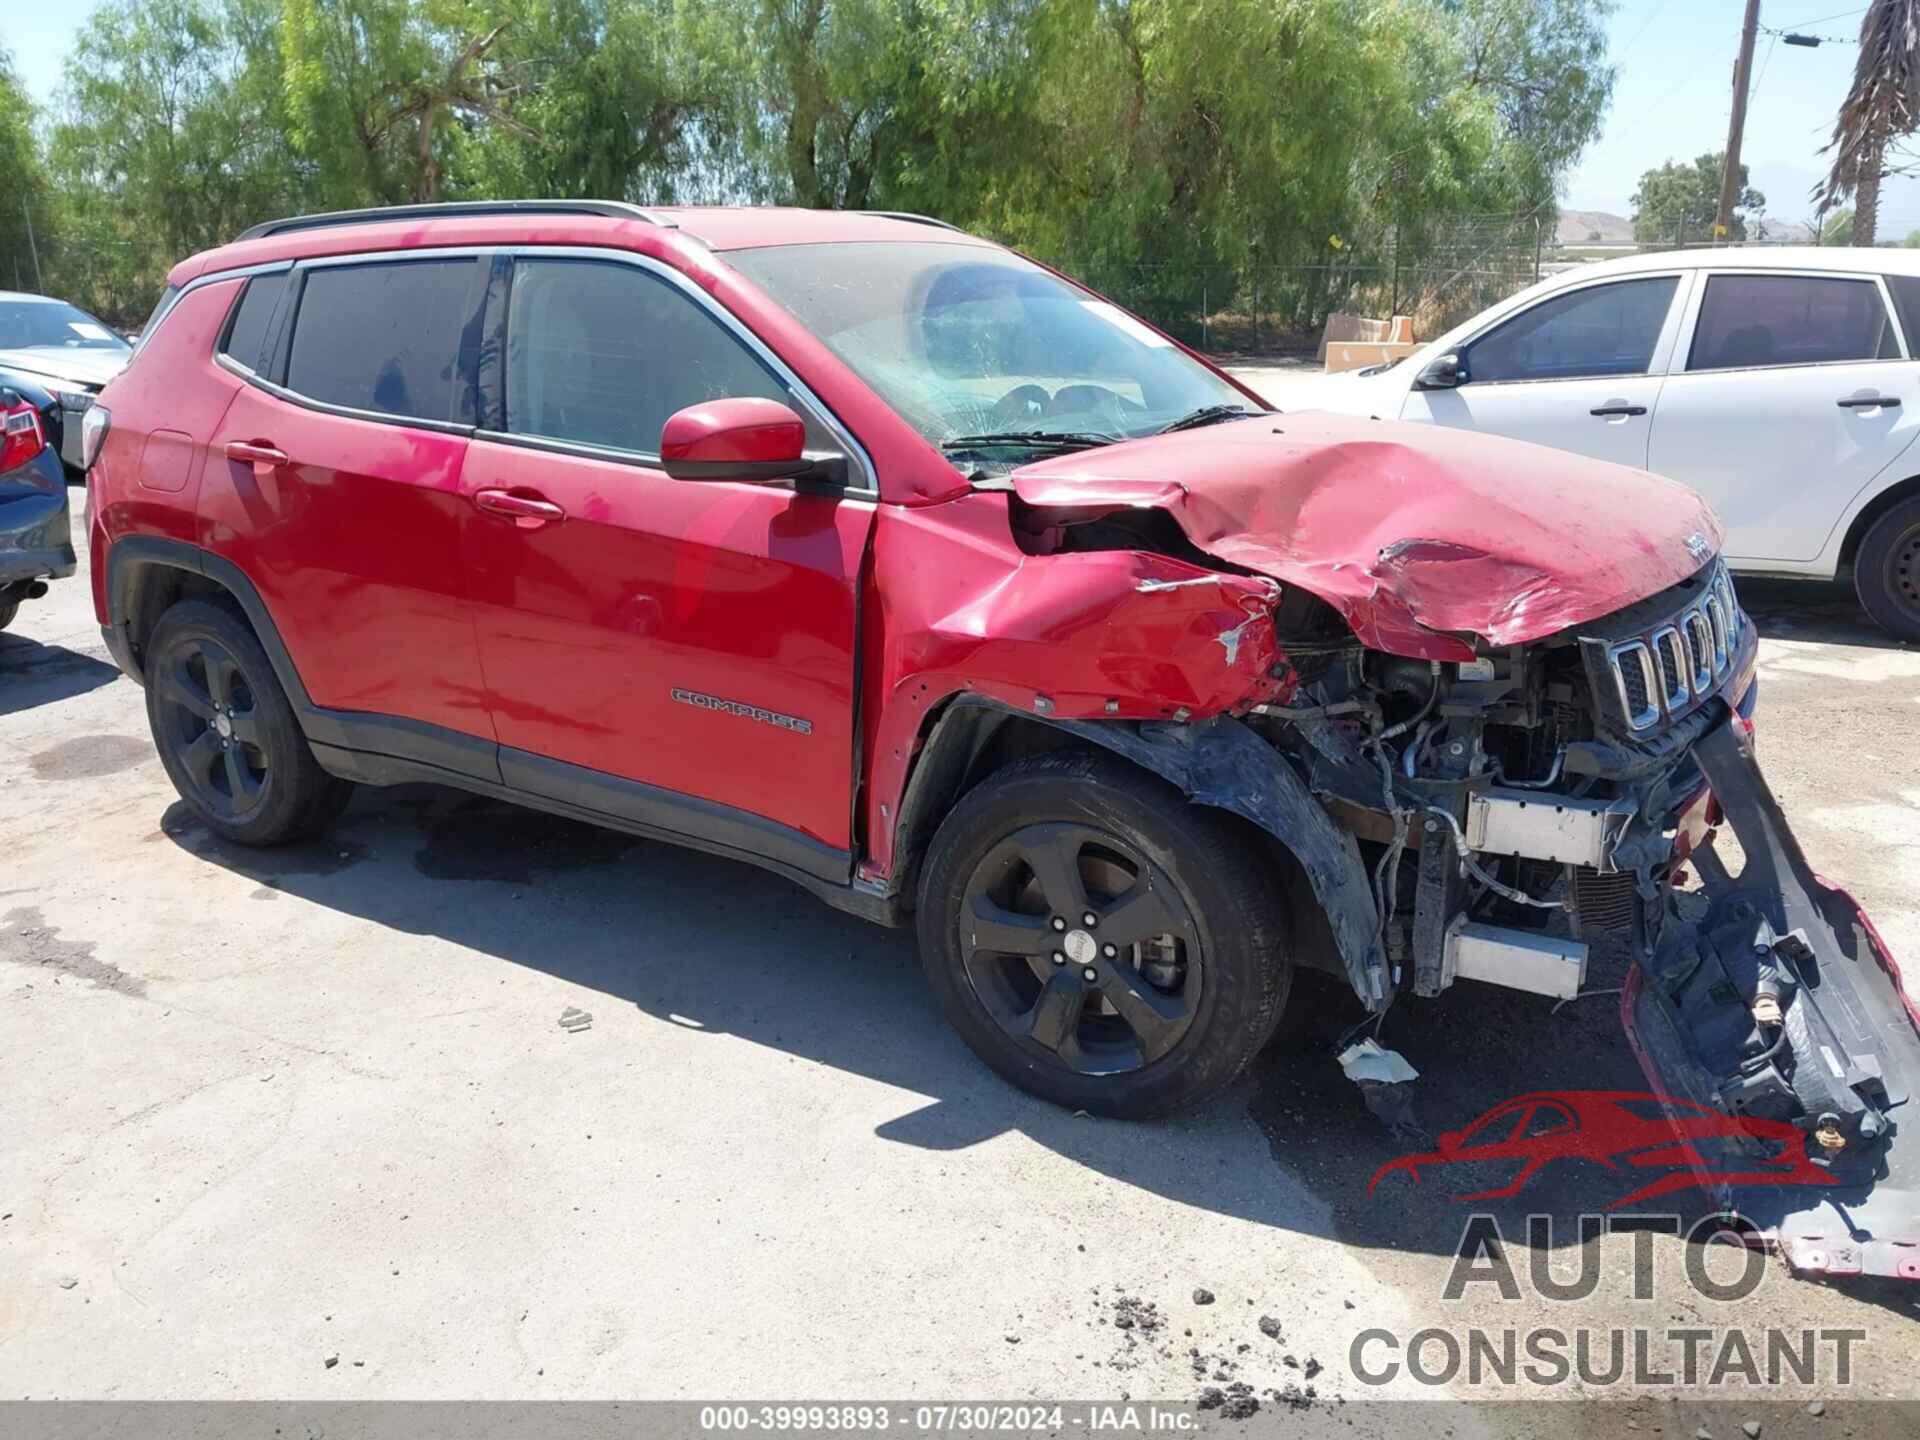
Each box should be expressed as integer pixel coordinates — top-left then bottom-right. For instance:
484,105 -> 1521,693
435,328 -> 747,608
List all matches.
2,500 -> 1917,1429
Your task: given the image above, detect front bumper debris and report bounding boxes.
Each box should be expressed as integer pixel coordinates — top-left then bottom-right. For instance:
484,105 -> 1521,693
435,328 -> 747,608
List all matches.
1625,719 -> 1920,1280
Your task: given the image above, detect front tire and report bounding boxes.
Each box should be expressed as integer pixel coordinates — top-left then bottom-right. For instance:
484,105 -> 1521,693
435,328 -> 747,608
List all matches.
1854,495 -> 1920,642
917,749 -> 1293,1118
144,598 -> 353,845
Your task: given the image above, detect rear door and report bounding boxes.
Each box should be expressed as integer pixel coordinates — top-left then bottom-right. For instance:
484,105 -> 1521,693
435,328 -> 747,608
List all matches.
458,251 -> 874,867
1401,272 -> 1688,469
201,252 -> 497,769
1647,269 -> 1920,565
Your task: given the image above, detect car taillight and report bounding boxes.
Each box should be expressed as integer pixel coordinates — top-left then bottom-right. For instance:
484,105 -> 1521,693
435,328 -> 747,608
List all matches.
81,403 -> 112,471
1,401 -> 48,474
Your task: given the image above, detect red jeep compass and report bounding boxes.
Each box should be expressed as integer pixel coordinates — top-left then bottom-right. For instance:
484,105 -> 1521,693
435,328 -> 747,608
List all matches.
86,202 -> 1918,1274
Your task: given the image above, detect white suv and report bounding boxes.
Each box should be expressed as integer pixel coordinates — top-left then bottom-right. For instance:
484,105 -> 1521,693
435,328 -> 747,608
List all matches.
1255,248 -> 1920,640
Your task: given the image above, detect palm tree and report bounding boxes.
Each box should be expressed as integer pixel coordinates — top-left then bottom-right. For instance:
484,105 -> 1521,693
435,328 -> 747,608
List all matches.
1817,0 -> 1920,246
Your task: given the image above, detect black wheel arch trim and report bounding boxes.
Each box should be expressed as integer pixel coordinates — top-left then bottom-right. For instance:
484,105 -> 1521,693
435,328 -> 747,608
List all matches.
891,694 -> 1389,1009
104,534 -> 869,909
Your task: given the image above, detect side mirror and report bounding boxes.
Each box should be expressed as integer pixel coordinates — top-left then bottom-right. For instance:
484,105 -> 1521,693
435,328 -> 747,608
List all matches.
1436,1130 -> 1463,1154
660,397 -> 846,485
1414,352 -> 1464,390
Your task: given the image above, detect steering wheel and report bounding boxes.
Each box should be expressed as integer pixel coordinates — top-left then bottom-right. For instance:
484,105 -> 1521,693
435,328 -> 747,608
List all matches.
988,384 -> 1053,426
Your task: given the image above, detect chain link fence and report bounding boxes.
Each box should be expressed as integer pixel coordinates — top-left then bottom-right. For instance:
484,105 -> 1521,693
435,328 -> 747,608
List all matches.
1059,212 -> 1558,357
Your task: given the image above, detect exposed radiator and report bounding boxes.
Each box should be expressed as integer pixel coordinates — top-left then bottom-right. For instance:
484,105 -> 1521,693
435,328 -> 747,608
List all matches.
1572,866 -> 1639,942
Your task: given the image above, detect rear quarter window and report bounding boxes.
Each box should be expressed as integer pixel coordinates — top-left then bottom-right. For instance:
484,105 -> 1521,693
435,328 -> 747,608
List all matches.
1883,273 -> 1920,355
285,259 -> 477,422
218,273 -> 287,374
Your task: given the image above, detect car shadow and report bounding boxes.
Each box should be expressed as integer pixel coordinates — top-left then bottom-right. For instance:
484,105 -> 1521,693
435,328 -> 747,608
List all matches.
1738,576 -> 1915,651
160,784 -> 1732,1267
0,633 -> 124,716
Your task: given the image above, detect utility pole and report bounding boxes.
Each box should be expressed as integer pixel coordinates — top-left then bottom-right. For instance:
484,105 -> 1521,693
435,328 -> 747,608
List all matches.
22,197 -> 44,290
1715,0 -> 1763,243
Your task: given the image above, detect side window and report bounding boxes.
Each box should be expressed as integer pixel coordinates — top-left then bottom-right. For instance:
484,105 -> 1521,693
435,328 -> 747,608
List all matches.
218,273 -> 286,374
1881,273 -> 1920,358
505,258 -> 810,456
1465,277 -> 1678,384
285,259 -> 476,421
1688,274 -> 1900,371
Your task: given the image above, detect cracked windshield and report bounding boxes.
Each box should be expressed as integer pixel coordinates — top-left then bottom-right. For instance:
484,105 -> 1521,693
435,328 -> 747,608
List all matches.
728,241 -> 1252,472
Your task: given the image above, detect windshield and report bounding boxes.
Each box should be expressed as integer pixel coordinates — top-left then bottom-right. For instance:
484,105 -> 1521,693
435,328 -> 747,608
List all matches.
727,242 -> 1252,468
0,299 -> 132,354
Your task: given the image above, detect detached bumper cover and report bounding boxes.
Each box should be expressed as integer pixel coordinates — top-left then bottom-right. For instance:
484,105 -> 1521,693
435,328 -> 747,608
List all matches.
1625,719 -> 1919,1280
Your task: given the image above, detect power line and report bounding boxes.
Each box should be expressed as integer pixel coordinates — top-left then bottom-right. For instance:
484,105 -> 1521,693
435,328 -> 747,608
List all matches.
1773,5 -> 1865,27
1750,33 -> 1781,102
1617,0 -> 1669,59
1761,25 -> 1860,43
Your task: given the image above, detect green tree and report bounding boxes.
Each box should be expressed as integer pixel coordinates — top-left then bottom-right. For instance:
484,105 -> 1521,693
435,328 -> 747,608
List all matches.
20,0 -> 1623,331
0,48 -> 56,292
1444,0 -> 1616,214
279,0 -> 532,205
459,1 -> 723,203
1632,152 -> 1763,245
47,0 -> 295,319
1822,208 -> 1856,246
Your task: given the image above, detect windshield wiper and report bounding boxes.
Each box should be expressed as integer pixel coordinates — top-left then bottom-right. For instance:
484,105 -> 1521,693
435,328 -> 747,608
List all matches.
940,429 -> 1121,456
1156,403 -> 1255,434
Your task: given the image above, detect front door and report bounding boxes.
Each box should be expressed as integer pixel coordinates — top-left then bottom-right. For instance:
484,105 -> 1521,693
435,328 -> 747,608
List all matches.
460,254 -> 873,869
1402,273 -> 1688,471
1647,269 -> 1920,565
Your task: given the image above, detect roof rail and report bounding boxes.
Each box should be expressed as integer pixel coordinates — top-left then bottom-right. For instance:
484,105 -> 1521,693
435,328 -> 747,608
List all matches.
234,200 -> 675,242
857,211 -> 964,233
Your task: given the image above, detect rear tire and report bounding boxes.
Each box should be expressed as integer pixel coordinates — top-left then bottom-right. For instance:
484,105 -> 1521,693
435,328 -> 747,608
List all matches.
917,749 -> 1293,1118
144,598 -> 353,845
1854,495 -> 1920,642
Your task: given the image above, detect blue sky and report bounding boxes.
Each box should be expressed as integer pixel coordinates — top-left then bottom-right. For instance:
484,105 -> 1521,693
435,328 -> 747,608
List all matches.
9,1 -> 1919,238
1568,1 -> 1920,237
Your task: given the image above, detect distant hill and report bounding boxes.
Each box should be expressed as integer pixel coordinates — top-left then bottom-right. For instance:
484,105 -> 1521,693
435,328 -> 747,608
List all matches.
1556,210 -> 1634,245
1755,218 -> 1821,243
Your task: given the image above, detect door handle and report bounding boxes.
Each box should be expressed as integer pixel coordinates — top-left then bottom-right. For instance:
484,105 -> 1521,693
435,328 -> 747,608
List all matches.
225,440 -> 289,466
1836,395 -> 1901,409
1589,404 -> 1648,418
473,488 -> 566,529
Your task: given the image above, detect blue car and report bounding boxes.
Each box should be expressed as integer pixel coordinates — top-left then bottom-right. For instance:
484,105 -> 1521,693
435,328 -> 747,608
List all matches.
0,385 -> 74,632
0,290 -> 131,478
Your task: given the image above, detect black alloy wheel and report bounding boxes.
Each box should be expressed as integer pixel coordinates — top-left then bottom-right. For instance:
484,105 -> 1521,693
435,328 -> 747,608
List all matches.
960,821 -> 1201,1076
918,749 -> 1293,1117
151,634 -> 270,819
143,598 -> 353,845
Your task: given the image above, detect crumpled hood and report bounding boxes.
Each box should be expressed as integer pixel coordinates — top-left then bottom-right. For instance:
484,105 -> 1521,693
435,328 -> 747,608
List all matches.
0,347 -> 129,391
1010,411 -> 1722,659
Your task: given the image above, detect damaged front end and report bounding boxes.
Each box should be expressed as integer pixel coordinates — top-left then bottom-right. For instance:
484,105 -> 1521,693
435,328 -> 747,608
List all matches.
1627,724 -> 1920,1280
1254,558 -> 1916,1279
989,418 -> 1913,1270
